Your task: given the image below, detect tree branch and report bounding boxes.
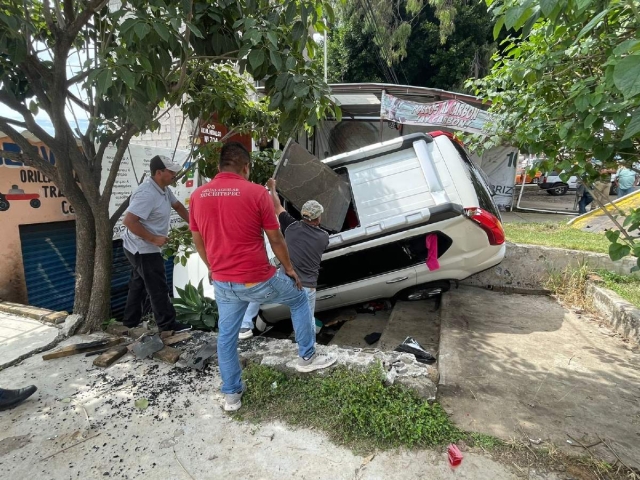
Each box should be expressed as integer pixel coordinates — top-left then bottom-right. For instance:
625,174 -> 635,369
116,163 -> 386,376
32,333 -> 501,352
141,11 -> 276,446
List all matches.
171,0 -> 194,94
0,122 -> 58,182
67,91 -> 92,113
100,126 -> 138,209
67,68 -> 92,87
0,92 -> 59,150
42,0 -> 58,37
0,116 -> 27,129
67,0 -> 109,41
63,0 -> 76,24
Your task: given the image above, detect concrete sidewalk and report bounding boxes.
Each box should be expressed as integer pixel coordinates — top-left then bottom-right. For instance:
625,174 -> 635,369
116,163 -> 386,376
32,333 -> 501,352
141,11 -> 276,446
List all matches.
0,311 -> 59,369
438,286 -> 640,470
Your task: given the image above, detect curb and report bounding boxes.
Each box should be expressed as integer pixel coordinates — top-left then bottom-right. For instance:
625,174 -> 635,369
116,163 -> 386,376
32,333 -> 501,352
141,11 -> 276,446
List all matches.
587,283 -> 640,344
0,300 -> 68,325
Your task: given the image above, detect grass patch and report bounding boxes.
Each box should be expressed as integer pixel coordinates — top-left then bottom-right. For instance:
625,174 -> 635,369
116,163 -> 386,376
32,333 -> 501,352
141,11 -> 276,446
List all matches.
545,262 -> 593,311
597,269 -> 640,308
504,222 -> 610,253
238,363 -> 461,451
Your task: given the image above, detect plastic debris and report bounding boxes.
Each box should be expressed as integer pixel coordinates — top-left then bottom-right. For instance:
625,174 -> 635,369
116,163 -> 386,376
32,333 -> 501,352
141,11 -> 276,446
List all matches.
448,444 -> 463,467
394,337 -> 436,364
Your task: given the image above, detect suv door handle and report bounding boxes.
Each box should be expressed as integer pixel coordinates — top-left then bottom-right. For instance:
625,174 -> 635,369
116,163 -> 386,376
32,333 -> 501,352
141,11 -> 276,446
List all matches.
317,294 -> 336,301
386,276 -> 409,284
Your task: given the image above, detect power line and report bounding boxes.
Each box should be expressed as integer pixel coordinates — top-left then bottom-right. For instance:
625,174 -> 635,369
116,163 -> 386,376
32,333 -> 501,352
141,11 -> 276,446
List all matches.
354,0 -> 394,83
362,0 -> 400,83
353,0 -> 397,83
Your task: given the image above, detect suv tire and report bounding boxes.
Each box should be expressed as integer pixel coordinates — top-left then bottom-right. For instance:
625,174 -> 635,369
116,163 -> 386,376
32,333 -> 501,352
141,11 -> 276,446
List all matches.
547,183 -> 568,196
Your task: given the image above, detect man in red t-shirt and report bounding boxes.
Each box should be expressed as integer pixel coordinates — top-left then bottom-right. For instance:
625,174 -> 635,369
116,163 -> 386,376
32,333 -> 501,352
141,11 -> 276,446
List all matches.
189,142 -> 336,411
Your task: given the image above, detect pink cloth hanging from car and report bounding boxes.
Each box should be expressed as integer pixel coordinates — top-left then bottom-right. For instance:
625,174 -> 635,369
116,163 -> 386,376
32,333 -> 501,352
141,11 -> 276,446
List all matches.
426,234 -> 440,271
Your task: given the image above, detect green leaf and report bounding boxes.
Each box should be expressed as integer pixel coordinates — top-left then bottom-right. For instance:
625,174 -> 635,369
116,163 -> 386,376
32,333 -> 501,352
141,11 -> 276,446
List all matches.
575,0 -> 593,12
181,256 -> 187,266
134,398 -> 149,410
275,73 -> 288,91
96,69 -> 112,95
146,80 -> 157,102
118,67 -> 136,89
269,50 -> 283,71
614,39 -> 640,56
285,1 -> 297,23
186,22 -> 204,39
622,110 -> 640,141
584,114 -> 597,128
605,229 -> 621,243
139,56 -> 152,72
134,22 -> 151,41
493,16 -> 505,40
574,95 -> 590,112
292,21 -> 305,42
609,242 -> 631,261
575,10 -> 608,41
28,100 -> 39,115
269,91 -> 283,109
286,56 -> 296,70
153,23 -> 170,42
539,0 -> 559,16
294,83 -> 309,98
248,49 -> 265,71
266,30 -> 278,47
613,54 -> 640,99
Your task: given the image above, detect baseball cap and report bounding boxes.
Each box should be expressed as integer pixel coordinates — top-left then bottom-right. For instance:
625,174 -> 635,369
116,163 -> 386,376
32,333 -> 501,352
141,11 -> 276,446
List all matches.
150,155 -> 181,173
301,200 -> 324,220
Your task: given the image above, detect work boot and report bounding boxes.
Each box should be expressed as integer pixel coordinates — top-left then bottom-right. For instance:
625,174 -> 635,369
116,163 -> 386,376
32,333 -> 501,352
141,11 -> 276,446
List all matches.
0,385 -> 37,411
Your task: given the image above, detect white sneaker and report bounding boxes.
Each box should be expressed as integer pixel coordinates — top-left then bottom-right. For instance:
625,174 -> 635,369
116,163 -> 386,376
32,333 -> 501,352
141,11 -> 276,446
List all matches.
223,383 -> 246,412
295,352 -> 337,373
238,328 -> 254,340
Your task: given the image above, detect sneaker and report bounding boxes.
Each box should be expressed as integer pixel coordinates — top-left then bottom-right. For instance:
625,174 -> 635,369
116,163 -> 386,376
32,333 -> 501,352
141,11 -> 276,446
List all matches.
0,385 -> 38,411
295,352 -> 337,373
223,383 -> 246,412
238,328 -> 254,340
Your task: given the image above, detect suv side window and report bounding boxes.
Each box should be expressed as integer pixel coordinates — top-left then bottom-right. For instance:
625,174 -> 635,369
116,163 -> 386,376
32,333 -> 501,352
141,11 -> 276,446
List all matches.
452,143 -> 501,219
317,232 -> 452,290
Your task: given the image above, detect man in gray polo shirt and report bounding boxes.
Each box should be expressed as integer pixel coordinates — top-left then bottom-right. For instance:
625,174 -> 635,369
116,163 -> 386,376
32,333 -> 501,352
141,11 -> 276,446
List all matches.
122,155 -> 190,332
239,178 -> 329,339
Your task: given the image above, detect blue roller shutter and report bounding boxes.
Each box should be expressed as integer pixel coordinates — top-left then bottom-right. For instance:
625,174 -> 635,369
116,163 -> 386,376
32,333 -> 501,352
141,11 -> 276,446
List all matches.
19,221 -> 174,319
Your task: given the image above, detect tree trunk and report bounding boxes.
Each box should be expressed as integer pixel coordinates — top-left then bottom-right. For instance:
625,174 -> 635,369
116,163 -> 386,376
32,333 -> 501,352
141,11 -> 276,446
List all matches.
73,204 -> 96,317
81,206 -> 113,332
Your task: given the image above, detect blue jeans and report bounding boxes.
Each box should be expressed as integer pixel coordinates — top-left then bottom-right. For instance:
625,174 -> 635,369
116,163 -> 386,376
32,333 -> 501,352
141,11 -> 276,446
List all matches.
241,287 -> 317,330
578,192 -> 593,214
213,269 -> 315,394
618,187 -> 634,198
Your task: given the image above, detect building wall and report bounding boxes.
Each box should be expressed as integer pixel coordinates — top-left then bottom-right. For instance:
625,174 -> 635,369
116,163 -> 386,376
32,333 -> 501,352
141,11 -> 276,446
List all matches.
0,135 -> 76,303
133,106 -> 196,151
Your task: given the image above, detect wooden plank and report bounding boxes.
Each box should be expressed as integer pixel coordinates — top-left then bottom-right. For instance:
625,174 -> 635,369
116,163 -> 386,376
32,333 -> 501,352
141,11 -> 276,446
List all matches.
162,332 -> 192,346
42,338 -> 124,360
160,330 -> 174,339
106,324 -> 130,336
93,346 -> 129,368
152,346 -> 182,364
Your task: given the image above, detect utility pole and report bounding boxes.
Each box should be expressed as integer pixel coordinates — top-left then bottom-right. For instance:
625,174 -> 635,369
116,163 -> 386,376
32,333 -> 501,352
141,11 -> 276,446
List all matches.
324,18 -> 328,82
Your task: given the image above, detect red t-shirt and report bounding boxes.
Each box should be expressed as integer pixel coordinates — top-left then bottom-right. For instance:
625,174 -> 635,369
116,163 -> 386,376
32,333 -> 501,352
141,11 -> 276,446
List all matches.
189,172 -> 279,283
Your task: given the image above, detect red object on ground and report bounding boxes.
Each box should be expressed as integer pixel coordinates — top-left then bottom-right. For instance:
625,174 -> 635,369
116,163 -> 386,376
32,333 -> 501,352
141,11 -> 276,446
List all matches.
5,193 -> 39,200
448,444 -> 463,467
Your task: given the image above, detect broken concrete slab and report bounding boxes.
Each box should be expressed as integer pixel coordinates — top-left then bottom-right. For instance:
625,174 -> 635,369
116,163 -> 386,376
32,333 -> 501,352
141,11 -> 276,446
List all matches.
60,314 -> 82,338
131,334 -> 164,359
240,337 -> 439,401
438,285 -> 640,470
0,312 -> 60,370
588,282 -> 640,344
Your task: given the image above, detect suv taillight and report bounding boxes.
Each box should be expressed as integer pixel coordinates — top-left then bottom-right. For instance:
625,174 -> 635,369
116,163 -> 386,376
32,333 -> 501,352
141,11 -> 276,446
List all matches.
464,207 -> 505,245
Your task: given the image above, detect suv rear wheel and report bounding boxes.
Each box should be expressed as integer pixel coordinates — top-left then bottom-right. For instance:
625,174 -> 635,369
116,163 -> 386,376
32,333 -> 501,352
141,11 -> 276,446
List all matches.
547,183 -> 568,196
